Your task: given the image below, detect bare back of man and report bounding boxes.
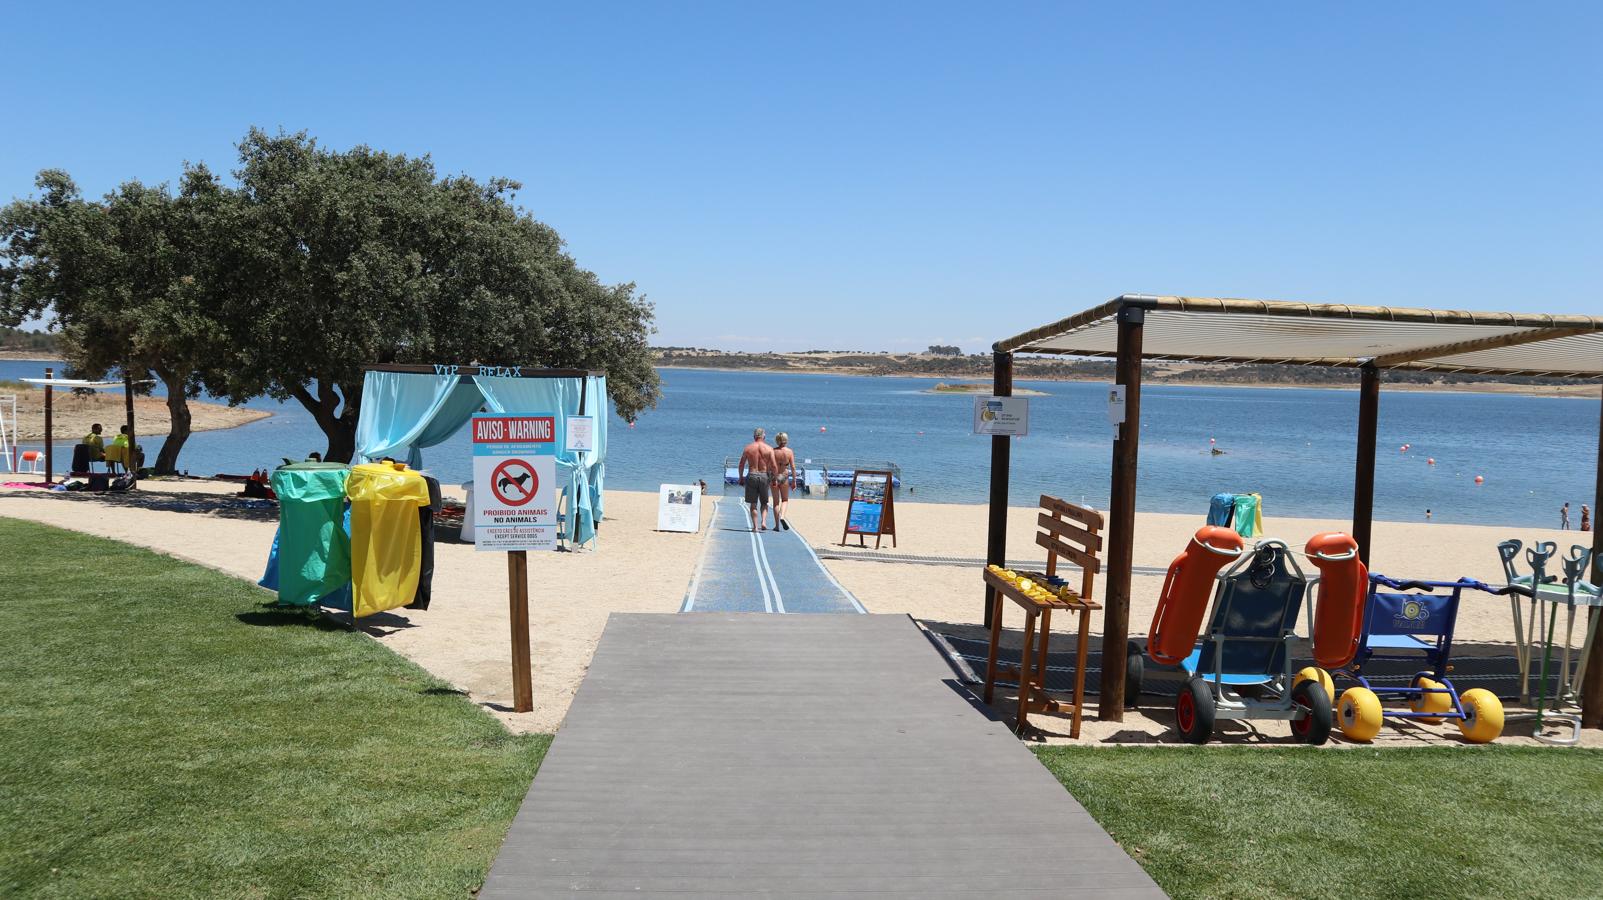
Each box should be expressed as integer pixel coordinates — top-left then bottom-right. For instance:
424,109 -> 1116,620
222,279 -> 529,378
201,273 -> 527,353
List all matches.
737,428 -> 777,532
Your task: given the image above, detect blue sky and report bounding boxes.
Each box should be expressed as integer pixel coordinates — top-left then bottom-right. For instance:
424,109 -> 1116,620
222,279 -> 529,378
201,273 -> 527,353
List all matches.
3,2 -> 1598,352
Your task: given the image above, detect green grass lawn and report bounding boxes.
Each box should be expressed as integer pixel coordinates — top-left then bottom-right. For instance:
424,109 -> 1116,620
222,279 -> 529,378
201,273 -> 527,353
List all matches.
0,517 -> 548,898
1037,745 -> 1603,900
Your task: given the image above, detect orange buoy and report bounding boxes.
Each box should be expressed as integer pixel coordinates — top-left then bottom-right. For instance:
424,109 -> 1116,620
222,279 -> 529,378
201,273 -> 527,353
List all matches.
1427,458 -> 1435,465
1304,532 -> 1367,669
1474,475 -> 1484,484
819,426 -> 827,433
1147,527 -> 1245,666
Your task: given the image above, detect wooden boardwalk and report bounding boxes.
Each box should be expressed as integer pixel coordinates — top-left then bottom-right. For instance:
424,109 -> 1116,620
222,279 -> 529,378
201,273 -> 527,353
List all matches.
482,614 -> 1163,898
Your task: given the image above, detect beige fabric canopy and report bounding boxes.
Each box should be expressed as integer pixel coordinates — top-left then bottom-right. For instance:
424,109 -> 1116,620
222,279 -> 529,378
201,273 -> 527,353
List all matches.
996,295 -> 1603,378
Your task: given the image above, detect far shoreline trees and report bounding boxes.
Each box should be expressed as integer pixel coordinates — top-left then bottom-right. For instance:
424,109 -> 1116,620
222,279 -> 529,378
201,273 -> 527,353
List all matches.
0,129 -> 659,469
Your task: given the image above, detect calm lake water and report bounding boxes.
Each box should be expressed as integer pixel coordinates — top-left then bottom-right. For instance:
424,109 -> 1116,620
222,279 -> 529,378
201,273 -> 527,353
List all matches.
4,359 -> 1596,527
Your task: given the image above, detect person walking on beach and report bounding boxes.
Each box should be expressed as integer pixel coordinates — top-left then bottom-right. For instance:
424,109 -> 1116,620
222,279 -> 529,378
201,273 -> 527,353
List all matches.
737,427 -> 776,532
771,432 -> 796,531
1561,502 -> 1571,530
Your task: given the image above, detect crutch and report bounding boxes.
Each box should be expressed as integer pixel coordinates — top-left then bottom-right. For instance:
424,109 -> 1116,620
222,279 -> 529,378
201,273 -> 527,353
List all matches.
1558,547 -> 1598,701
1528,543 -> 1580,745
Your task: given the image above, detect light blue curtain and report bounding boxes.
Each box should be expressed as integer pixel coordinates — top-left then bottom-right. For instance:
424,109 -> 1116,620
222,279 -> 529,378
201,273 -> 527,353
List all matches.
473,375 -> 596,546
586,376 -> 608,523
355,372 -> 484,468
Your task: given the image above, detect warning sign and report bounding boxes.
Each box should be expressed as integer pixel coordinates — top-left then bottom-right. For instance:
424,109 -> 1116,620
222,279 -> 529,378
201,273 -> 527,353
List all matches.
472,413 -> 558,552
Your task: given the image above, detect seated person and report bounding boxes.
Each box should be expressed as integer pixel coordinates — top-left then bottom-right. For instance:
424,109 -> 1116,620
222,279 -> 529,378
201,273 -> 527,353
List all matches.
104,426 -> 140,474
73,423 -> 107,472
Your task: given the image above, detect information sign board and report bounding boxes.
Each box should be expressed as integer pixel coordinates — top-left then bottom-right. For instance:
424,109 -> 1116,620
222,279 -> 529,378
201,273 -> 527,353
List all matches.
656,484 -> 702,533
841,470 -> 897,549
471,413 -> 558,552
973,395 -> 1030,436
564,416 -> 596,452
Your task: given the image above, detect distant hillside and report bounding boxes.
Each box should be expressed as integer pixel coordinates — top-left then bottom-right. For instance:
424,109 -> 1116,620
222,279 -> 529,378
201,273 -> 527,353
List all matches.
652,348 -> 1594,392
0,326 -> 59,355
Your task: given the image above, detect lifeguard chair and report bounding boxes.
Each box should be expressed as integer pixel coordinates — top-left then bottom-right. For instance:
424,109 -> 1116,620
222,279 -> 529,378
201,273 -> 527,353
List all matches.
981,495 -> 1103,737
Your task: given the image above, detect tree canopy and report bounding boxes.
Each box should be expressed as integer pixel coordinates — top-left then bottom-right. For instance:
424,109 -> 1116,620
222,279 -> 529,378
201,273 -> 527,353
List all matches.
0,129 -> 659,467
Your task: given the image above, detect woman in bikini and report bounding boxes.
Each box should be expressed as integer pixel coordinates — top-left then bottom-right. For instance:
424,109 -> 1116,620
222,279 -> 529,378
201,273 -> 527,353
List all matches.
771,432 -> 796,530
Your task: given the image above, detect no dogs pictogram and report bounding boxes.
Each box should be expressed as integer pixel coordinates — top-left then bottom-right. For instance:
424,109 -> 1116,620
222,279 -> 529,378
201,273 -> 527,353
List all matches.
490,459 -> 539,506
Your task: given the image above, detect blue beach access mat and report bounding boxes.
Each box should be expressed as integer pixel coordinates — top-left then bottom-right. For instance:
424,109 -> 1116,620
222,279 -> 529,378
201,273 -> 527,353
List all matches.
680,499 -> 865,614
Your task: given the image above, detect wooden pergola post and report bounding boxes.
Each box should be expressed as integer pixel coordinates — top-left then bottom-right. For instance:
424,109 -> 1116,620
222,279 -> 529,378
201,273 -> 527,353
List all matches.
1583,384 -> 1603,729
1099,303 -> 1145,719
1352,365 -> 1380,566
42,366 -> 54,485
983,350 -> 1013,629
123,370 -> 137,480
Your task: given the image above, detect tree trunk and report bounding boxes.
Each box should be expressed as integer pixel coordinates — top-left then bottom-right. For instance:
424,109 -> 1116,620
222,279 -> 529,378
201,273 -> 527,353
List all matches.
153,370 -> 192,475
290,379 -> 361,464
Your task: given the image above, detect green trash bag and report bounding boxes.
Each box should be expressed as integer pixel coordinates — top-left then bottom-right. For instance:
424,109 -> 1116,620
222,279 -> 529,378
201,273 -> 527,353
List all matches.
270,463 -> 352,606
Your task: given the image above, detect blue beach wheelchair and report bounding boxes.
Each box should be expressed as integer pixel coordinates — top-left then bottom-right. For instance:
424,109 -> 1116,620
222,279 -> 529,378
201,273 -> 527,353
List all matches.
1332,574 -> 1505,743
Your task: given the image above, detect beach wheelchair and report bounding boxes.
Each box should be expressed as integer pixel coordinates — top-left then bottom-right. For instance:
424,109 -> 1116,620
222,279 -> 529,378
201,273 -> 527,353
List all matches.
1332,574 -> 1505,744
1141,533 -> 1335,745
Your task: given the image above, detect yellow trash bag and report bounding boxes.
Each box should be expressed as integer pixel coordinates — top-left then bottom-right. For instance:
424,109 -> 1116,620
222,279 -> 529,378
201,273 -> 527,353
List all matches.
347,461 -> 432,618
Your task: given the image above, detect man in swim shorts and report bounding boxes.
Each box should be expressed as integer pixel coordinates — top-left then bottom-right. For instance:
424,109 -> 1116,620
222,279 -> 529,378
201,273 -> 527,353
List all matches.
738,427 -> 776,532
771,431 -> 796,531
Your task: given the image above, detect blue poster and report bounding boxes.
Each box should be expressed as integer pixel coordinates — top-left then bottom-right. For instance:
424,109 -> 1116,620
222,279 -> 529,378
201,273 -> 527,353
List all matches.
846,474 -> 888,534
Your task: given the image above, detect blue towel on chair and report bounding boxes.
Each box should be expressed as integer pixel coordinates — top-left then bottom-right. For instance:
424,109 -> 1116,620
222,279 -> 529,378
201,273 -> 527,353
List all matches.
1208,493 -> 1237,527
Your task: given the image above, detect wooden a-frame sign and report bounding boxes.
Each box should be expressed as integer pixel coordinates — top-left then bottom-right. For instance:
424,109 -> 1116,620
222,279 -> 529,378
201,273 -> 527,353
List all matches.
840,469 -> 897,549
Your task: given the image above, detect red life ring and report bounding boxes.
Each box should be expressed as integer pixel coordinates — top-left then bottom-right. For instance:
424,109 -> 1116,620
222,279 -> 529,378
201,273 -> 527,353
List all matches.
1147,526 -> 1245,666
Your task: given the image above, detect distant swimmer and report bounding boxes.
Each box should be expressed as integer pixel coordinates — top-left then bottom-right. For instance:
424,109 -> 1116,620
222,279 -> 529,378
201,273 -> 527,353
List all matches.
771,432 -> 795,531
737,427 -> 777,532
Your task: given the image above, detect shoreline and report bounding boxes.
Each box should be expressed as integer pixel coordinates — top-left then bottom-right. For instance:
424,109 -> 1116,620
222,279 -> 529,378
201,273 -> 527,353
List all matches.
656,363 -> 1600,398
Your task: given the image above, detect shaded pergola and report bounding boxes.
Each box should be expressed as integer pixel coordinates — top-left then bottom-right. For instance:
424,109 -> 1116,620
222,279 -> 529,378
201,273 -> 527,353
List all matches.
985,295 -> 1603,724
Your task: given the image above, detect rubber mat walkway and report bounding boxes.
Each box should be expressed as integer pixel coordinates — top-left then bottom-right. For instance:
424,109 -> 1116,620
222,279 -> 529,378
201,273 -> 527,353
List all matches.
680,499 -> 865,614
481,614 -> 1163,897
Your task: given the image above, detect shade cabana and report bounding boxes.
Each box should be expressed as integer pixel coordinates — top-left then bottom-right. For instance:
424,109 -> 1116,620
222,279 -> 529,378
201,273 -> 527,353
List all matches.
21,367 -> 151,484
986,295 -> 1603,725
355,364 -> 609,546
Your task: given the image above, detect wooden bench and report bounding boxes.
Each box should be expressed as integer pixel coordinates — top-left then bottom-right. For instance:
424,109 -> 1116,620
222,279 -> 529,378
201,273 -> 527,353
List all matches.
982,495 -> 1104,737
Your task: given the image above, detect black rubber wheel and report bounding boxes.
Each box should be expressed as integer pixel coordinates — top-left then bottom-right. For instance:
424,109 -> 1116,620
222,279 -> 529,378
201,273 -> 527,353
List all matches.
1124,640 -> 1144,709
1176,677 -> 1215,744
1290,679 -> 1333,746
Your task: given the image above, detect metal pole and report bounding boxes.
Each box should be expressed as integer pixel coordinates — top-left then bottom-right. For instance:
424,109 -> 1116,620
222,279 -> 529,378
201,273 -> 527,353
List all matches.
43,366 -> 53,485
123,370 -> 137,481
1581,384 -> 1603,729
1099,304 -> 1145,720
983,350 -> 1013,629
508,549 -> 534,713
1352,365 -> 1380,567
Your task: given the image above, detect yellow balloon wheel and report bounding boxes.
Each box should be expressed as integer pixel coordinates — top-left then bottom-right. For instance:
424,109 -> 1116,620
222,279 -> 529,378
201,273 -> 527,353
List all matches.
1408,676 -> 1452,724
1338,687 -> 1383,742
1294,666 -> 1335,702
1457,688 -> 1504,744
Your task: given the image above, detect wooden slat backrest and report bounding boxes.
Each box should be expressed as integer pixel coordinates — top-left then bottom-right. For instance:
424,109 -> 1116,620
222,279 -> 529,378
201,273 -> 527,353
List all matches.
1037,495 -> 1103,606
1040,495 -> 1104,530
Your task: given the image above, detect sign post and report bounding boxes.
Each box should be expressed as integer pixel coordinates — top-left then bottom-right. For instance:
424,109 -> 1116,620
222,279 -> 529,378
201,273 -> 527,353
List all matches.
840,470 -> 897,549
472,412 -> 559,713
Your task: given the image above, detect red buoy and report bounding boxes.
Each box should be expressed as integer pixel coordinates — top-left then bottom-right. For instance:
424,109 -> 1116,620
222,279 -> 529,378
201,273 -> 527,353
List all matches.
1474,475 -> 1484,484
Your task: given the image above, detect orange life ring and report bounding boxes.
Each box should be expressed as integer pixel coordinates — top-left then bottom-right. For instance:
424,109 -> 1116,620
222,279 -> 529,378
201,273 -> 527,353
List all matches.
1305,532 -> 1367,669
1147,526 -> 1245,666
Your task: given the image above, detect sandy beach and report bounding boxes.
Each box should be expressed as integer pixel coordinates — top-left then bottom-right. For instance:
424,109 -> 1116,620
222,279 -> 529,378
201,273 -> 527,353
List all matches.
1,483 -> 1596,746
1,383 -> 269,441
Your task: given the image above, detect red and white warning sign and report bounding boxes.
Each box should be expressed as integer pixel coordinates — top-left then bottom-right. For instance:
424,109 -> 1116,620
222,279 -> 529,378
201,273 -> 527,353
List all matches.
472,413 -> 558,552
